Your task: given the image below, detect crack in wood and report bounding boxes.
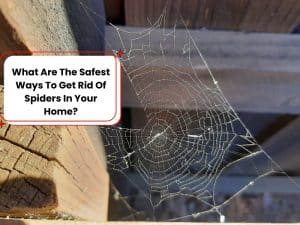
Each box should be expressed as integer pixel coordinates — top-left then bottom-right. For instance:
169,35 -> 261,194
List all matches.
0,137 -> 85,193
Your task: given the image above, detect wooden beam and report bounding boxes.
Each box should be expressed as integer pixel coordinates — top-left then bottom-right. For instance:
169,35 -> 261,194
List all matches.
123,171 -> 300,195
254,117 -> 300,173
124,0 -> 300,33
121,69 -> 300,114
215,176 -> 300,194
224,117 -> 300,175
0,1 -> 109,220
0,0 -> 106,83
0,0 -> 76,85
106,26 -> 300,73
0,0 -> 77,51
106,26 -> 300,114
0,87 -> 109,221
0,6 -> 28,84
0,0 -> 105,52
0,10 -> 28,52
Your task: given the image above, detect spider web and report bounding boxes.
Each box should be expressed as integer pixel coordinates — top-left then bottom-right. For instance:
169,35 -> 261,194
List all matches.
79,1 -> 294,221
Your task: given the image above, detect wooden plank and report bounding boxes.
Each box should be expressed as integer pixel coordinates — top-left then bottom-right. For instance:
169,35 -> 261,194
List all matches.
0,9 -> 28,84
123,171 -> 300,195
106,26 -> 300,114
0,0 -> 77,51
106,26 -> 300,74
0,87 -> 109,221
0,0 -> 106,51
0,0 -> 106,83
225,117 -> 300,175
240,0 -> 300,33
216,176 -> 300,194
253,117 -> 300,173
124,0 -> 300,33
0,0 -> 77,85
122,69 -> 300,114
0,0 -> 109,220
1,220 -> 300,225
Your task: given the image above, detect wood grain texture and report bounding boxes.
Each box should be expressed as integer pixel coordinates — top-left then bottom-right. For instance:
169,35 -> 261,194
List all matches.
106,26 -> 300,114
0,11 -> 28,84
0,0 -> 106,52
121,68 -> 300,114
0,87 -> 109,221
0,0 -> 77,51
0,0 -> 77,84
124,0 -> 300,33
0,0 -> 107,84
254,117 -> 300,173
107,26 -> 300,73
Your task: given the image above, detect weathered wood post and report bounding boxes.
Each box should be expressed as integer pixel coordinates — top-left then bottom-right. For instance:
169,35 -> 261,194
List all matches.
0,86 -> 109,221
0,0 -> 109,222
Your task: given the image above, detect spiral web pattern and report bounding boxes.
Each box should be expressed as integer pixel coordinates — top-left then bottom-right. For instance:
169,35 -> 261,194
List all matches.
91,8 -> 282,221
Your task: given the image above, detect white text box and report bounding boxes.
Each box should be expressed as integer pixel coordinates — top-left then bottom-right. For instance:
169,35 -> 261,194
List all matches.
4,55 -> 121,125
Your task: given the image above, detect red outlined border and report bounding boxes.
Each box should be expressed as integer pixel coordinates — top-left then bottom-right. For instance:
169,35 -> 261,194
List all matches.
1,50 -> 122,126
